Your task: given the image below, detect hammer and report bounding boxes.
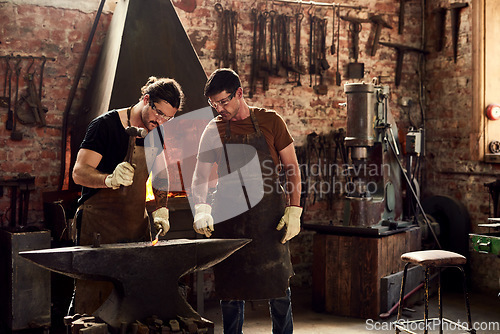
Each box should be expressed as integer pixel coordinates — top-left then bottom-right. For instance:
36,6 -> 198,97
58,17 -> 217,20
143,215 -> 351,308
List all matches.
450,2 -> 469,63
369,15 -> 392,57
398,0 -> 410,34
124,126 -> 147,163
379,42 -> 428,86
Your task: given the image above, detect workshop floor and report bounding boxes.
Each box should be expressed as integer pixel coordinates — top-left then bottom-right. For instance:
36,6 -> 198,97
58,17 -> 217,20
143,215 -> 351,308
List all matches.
202,286 -> 500,333
6,286 -> 499,334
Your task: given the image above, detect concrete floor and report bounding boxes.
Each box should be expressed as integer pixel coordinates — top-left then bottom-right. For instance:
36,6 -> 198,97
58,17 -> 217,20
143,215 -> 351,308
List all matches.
202,286 -> 500,333
4,284 -> 498,334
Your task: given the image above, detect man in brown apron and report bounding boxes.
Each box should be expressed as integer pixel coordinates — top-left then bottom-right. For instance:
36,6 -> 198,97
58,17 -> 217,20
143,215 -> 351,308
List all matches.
191,69 -> 302,333
71,76 -> 184,314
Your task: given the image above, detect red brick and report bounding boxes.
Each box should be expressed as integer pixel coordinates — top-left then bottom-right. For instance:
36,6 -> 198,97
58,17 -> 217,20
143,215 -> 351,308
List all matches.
5,161 -> 33,174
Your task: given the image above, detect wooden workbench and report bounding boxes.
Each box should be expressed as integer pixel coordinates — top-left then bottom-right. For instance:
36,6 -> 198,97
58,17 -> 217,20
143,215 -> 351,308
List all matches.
311,226 -> 421,319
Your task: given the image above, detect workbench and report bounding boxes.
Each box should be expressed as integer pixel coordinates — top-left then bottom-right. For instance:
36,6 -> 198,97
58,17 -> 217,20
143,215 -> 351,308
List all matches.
311,226 -> 421,319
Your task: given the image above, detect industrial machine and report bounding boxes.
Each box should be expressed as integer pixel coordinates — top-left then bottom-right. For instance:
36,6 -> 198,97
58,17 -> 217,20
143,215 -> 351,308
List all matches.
339,82 -> 411,235
306,82 -> 423,318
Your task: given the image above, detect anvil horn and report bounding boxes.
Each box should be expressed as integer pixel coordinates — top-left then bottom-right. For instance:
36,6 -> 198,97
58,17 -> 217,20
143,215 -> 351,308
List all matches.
20,238 -> 250,328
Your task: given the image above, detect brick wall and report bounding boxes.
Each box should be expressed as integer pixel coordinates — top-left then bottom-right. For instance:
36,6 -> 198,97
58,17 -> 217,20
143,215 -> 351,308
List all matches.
0,0 -> 497,292
424,0 -> 500,293
0,1 -> 112,224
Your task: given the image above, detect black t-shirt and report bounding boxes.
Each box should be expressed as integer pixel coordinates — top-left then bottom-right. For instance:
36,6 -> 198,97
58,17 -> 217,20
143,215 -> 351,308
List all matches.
77,110 -> 145,205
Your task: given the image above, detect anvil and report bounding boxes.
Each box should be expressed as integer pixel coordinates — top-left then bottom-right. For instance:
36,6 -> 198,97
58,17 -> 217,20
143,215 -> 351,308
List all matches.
20,238 -> 250,329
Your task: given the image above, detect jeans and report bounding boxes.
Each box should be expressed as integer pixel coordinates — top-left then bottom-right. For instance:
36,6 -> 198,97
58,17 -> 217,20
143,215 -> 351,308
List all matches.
220,287 -> 293,334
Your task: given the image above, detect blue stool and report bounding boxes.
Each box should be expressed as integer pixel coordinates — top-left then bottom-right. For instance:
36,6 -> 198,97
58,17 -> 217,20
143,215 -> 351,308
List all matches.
394,250 -> 475,334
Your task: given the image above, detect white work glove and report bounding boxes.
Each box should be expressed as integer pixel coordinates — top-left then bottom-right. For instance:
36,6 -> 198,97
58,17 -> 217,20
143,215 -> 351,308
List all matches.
152,207 -> 170,236
104,162 -> 135,189
276,206 -> 303,244
193,204 -> 214,238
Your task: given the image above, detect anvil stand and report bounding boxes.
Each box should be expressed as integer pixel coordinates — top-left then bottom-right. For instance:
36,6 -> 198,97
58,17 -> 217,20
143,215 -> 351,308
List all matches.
20,238 -> 250,332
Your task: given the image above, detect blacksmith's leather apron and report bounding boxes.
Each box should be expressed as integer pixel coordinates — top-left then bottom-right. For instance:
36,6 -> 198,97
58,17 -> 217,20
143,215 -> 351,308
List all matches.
74,138 -> 151,314
212,109 -> 294,301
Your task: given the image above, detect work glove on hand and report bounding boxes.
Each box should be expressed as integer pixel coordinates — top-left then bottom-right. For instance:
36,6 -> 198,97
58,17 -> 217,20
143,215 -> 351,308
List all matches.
276,206 -> 303,244
152,207 -> 170,236
104,162 -> 135,189
193,204 -> 214,238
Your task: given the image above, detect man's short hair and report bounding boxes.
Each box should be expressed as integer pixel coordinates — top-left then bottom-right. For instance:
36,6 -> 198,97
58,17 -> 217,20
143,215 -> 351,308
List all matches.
141,76 -> 185,110
204,68 -> 242,97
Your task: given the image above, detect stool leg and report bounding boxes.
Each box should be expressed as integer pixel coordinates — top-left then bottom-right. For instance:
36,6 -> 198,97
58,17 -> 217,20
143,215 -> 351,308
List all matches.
396,263 -> 410,334
438,268 -> 442,334
459,266 -> 475,334
424,267 -> 430,334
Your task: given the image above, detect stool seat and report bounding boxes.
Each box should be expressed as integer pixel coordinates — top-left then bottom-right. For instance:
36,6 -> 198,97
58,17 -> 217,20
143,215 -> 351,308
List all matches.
395,249 -> 474,334
401,250 -> 466,267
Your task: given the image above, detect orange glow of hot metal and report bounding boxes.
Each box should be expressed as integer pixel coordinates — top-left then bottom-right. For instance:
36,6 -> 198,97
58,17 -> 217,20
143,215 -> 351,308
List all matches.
151,228 -> 162,246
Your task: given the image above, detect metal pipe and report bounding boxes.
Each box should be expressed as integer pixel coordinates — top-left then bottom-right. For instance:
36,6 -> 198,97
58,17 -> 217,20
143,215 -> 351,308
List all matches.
271,0 -> 366,10
59,0 -> 107,190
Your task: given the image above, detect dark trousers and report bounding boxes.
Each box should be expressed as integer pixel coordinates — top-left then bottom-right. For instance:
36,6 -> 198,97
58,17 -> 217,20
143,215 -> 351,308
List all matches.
220,287 -> 293,334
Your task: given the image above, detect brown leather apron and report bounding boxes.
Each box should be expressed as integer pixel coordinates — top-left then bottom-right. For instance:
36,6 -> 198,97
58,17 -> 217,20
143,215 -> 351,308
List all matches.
211,109 -> 294,301
74,142 -> 151,314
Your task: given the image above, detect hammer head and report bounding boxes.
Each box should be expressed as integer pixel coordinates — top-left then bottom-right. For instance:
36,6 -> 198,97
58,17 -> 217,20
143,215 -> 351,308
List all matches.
370,15 -> 393,29
125,126 -> 148,138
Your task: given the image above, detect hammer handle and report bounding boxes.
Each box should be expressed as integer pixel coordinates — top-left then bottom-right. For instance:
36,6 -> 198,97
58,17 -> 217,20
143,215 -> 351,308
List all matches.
124,136 -> 135,163
398,0 -> 407,34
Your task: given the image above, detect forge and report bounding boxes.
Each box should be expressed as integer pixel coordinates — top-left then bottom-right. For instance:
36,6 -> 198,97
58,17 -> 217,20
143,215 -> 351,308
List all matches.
20,238 -> 250,329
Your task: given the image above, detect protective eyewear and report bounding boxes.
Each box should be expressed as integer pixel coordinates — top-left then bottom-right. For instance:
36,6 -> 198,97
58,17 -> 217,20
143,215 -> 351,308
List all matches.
150,101 -> 174,121
208,90 -> 236,109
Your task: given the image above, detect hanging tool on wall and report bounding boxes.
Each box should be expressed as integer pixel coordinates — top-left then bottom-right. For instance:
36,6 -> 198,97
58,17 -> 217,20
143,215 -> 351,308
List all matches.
279,13 -> 302,83
249,9 -> 259,98
308,11 -> 329,94
450,2 -> 469,63
398,0 -> 410,34
330,4 -> 336,55
275,13 -> 299,80
257,10 -> 270,90
314,17 -> 329,95
1,55 -> 53,130
369,14 -> 392,57
308,11 -> 315,87
379,42 -> 428,86
294,11 -> 304,86
17,56 -> 48,127
228,10 -> 238,71
274,13 -> 281,75
335,5 -> 341,86
215,4 -> 225,67
341,15 -> 369,79
269,10 -> 277,75
249,9 -> 270,96
4,56 -> 14,131
276,13 -> 287,77
11,56 -> 23,141
1,56 -> 10,109
306,132 -> 320,205
434,7 -> 447,52
214,4 -> 238,71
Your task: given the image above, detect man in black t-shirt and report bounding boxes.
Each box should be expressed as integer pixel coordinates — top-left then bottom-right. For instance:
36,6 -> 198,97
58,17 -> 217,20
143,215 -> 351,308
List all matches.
71,76 -> 184,314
